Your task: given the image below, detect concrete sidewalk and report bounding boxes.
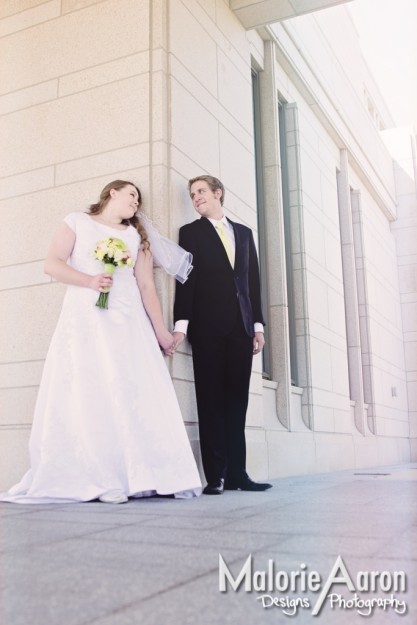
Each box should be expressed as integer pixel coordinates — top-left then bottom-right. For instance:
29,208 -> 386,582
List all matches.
1,464 -> 416,625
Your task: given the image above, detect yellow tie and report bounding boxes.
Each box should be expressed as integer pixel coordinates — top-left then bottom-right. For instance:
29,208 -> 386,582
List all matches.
216,221 -> 233,265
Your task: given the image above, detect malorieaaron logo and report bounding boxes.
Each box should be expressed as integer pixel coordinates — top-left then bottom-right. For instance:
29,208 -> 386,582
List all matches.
219,554 -> 407,617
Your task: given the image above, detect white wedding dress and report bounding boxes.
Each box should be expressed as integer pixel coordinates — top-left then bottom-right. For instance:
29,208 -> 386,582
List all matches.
1,212 -> 202,503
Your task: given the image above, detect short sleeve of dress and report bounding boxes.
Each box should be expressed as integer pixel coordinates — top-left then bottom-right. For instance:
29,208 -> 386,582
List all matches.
64,212 -> 81,233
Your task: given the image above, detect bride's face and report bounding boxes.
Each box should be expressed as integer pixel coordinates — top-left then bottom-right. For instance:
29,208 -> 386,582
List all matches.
111,185 -> 139,219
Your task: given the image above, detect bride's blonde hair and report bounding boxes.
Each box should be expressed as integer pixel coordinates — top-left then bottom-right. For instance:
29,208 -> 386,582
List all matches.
87,180 -> 150,252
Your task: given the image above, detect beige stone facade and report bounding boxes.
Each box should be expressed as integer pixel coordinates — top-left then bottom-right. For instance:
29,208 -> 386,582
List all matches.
1,0 -> 416,488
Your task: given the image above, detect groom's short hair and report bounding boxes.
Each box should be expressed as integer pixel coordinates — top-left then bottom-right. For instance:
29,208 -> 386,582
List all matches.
188,175 -> 225,206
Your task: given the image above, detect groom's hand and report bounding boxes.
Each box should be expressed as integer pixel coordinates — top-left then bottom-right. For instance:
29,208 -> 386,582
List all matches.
253,332 -> 265,355
172,331 -> 186,352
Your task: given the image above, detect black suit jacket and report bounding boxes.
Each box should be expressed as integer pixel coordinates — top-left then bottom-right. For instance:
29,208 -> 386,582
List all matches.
174,217 -> 265,339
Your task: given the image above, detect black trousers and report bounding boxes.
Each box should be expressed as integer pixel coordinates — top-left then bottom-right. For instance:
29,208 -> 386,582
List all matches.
191,315 -> 254,484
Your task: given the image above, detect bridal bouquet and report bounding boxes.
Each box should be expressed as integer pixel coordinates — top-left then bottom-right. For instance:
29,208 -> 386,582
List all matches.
93,237 -> 134,309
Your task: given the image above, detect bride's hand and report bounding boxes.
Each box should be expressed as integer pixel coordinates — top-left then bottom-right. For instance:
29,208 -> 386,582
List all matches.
89,273 -> 113,292
156,329 -> 175,354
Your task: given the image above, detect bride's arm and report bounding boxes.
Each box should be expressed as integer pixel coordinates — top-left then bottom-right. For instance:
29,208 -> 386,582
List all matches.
134,249 -> 174,352
44,222 -> 111,292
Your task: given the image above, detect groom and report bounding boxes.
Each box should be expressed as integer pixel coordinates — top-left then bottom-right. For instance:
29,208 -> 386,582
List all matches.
173,175 -> 272,494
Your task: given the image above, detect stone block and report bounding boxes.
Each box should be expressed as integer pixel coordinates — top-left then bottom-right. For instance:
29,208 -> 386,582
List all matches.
0,80 -> 57,116
171,351 -> 194,383
313,432 -> 354,472
324,230 -> 343,279
0,282 -> 65,362
151,78 -> 169,150
313,406 -> 334,432
0,261 -> 50,291
312,387 -> 351,411
0,359 -> 44,389
395,194 -> 417,220
215,0 -> 249,58
172,378 -> 198,424
401,301 -> 417,333
246,392 -> 264,427
58,51 -> 149,97
376,435 -> 411,466
300,148 -> 322,207
170,55 -> 255,155
394,166 -> 417,197
0,76 -> 150,178
405,342 -> 417,371
352,434 -> 379,469
62,0 -> 108,13
303,208 -> 326,265
170,0 -> 218,98
246,438 -> 269,480
330,345 -> 349,395
0,0 -> 149,95
266,430 -> 316,477
320,176 -> 340,227
333,408 -> 352,434
0,387 -> 38,426
221,188 -> 257,230
190,0 -> 248,78
382,418 -> 409,438
410,432 -> 417,459
171,79 -> 219,175
0,427 -> 30,491
389,227 -> 417,257
327,287 -> 346,338
0,167 -> 54,201
310,337 -> 332,391
55,144 -> 149,186
247,29 -> 264,70
407,381 -> 417,413
0,0 -> 47,19
398,265 -> 417,294
217,47 -> 252,129
298,109 -> 320,154
306,272 -> 328,325
0,0 -> 60,38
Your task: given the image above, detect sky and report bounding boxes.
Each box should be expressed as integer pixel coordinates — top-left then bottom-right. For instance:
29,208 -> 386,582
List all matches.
348,0 -> 417,129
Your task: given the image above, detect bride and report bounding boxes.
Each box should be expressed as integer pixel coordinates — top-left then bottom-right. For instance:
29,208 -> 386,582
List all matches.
1,180 -> 202,504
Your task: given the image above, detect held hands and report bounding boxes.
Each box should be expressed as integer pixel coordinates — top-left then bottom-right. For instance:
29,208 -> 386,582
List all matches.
163,331 -> 185,356
90,273 -> 113,293
253,332 -> 265,355
172,331 -> 185,351
164,331 -> 260,355
156,328 -> 176,355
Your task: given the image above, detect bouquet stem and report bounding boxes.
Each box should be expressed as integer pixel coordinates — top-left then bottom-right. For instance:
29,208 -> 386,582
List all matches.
95,263 -> 115,309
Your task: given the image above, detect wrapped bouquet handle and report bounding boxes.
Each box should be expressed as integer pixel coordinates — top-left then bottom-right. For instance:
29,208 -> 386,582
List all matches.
138,211 -> 193,283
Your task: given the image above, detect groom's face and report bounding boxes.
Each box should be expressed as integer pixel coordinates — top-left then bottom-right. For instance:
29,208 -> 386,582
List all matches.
190,180 -> 223,219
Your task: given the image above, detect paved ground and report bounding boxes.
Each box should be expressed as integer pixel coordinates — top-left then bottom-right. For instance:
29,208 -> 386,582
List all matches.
1,463 -> 416,625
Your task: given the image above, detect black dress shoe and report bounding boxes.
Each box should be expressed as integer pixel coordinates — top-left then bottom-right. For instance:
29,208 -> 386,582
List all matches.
203,479 -> 224,495
224,478 -> 272,491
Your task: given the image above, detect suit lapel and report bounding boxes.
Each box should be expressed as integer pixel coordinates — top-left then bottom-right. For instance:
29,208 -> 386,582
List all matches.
199,216 -> 220,248
227,217 -> 240,272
